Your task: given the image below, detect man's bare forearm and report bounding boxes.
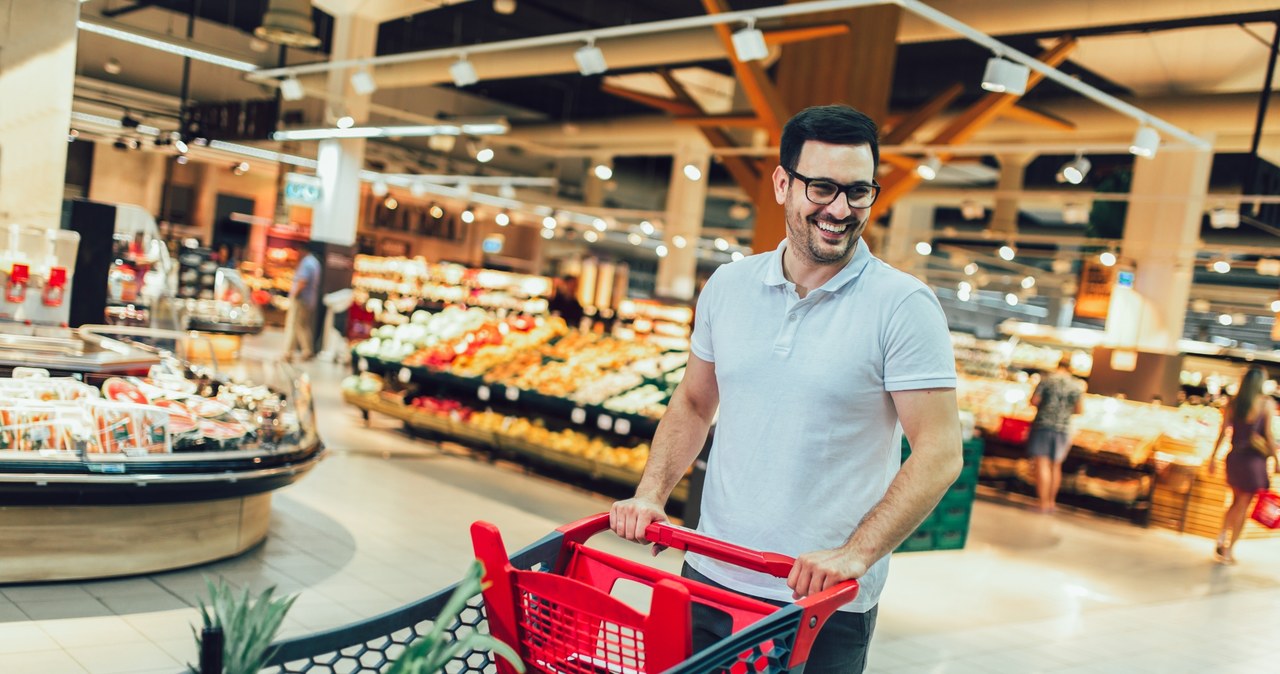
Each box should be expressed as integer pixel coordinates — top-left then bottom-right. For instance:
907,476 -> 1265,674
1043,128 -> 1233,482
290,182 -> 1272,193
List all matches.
843,433 -> 962,565
634,393 -> 714,504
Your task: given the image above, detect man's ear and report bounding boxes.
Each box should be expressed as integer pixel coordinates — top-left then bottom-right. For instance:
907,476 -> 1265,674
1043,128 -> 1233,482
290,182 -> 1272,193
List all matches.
772,165 -> 789,205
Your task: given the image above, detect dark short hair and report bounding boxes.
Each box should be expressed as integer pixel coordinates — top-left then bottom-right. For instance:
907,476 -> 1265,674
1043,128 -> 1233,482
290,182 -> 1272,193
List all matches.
780,104 -> 880,171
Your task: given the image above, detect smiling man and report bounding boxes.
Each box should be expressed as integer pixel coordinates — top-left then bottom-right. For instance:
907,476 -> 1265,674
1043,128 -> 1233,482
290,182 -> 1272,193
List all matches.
611,105 -> 963,673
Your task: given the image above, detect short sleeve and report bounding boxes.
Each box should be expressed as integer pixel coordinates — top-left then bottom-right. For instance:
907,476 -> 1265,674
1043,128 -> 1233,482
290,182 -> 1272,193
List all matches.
689,271 -> 719,363
883,288 -> 956,392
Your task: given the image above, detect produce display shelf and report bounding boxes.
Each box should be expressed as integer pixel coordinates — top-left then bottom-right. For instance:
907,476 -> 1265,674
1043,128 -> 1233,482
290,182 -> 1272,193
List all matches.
344,391 -> 688,502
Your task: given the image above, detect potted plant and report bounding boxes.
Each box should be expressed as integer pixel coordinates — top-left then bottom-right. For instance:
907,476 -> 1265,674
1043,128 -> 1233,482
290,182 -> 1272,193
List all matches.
387,560 -> 524,674
191,579 -> 297,674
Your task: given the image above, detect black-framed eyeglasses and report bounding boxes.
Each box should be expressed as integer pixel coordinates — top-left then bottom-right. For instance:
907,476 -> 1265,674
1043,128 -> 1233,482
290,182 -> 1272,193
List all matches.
785,168 -> 881,209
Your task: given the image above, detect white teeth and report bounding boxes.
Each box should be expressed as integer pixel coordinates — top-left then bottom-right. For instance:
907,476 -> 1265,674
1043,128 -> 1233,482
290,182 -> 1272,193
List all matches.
816,221 -> 847,234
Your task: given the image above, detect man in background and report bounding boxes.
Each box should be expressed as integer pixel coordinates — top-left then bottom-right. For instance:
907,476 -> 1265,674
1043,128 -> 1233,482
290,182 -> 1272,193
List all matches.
288,248 -> 321,361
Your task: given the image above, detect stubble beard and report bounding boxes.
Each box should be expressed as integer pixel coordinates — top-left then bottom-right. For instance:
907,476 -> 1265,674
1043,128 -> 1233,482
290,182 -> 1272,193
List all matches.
785,202 -> 865,266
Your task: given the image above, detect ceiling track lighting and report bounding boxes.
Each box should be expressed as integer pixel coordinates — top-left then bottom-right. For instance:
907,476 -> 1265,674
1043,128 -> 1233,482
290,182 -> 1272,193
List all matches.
78,19 -> 259,71
493,0 -> 516,15
574,37 -> 608,76
103,57 -> 122,75
997,244 -> 1016,261
1058,153 -> 1091,185
915,241 -> 932,256
731,17 -> 769,62
1129,125 -> 1160,158
916,155 -> 941,181
981,54 -> 1029,96
592,160 -> 613,181
1098,250 -> 1117,267
1209,207 -> 1240,229
350,69 -> 377,96
450,55 -> 479,87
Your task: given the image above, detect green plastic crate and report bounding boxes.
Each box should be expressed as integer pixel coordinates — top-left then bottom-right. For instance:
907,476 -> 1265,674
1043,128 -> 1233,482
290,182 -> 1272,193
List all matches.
896,528 -> 935,553
933,526 -> 968,551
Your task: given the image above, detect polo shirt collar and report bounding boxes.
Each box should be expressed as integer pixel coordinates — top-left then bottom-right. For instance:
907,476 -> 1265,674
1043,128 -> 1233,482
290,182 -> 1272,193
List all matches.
762,237 -> 873,293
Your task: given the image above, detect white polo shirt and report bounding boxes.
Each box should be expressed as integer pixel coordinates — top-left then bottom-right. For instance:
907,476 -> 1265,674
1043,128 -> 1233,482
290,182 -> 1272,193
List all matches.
685,238 -> 955,613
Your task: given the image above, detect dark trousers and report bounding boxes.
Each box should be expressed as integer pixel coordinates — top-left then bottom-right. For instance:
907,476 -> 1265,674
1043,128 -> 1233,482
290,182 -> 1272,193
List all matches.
681,563 -> 877,674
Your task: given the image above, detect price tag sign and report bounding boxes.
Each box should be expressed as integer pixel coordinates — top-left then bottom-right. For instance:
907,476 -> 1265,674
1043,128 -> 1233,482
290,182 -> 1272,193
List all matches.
505,386 -> 520,401
571,408 -> 587,424
398,367 -> 412,384
614,418 -> 631,436
477,385 -> 491,401
597,414 -> 613,432
358,358 -> 369,373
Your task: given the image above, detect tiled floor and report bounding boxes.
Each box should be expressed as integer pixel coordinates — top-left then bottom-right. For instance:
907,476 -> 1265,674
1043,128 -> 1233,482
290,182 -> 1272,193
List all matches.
2,332 -> 1279,673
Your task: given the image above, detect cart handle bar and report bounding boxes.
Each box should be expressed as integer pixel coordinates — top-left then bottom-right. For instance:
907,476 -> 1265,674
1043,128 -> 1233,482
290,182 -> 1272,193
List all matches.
558,514 -> 859,606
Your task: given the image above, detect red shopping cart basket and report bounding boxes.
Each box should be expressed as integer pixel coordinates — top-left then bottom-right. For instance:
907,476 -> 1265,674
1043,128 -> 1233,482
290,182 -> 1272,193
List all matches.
472,514 -> 859,674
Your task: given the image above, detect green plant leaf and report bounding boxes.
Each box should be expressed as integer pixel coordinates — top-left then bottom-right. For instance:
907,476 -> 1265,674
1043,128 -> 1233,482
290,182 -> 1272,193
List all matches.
386,559 -> 524,674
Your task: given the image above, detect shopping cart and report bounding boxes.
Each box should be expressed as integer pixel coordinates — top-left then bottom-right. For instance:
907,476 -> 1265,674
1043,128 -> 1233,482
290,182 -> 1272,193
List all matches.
259,514 -> 858,674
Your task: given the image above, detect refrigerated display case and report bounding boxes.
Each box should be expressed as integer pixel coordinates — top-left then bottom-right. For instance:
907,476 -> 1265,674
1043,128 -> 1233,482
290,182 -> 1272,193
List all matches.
0,324 -> 323,582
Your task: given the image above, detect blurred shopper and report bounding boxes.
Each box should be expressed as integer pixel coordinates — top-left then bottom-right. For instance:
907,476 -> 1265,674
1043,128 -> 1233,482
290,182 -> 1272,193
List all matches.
1209,367 -> 1277,564
547,274 -> 585,329
1027,355 -> 1085,514
288,248 -> 321,361
610,105 -> 963,673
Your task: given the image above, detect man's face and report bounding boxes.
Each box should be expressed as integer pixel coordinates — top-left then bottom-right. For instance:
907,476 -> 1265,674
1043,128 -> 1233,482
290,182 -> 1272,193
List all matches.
773,140 -> 876,266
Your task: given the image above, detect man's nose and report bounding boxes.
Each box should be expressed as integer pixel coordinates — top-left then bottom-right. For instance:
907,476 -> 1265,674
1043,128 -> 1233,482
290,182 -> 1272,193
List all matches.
823,195 -> 853,220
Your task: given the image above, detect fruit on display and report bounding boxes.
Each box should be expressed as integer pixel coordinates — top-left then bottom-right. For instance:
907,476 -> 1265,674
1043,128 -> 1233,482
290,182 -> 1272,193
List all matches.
569,371 -> 645,405
410,396 -> 473,421
602,385 -> 668,418
467,410 -> 649,472
341,373 -> 385,395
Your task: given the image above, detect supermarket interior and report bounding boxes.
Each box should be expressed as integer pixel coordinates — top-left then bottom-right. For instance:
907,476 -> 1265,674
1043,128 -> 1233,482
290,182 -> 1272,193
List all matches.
1,0 -> 1280,673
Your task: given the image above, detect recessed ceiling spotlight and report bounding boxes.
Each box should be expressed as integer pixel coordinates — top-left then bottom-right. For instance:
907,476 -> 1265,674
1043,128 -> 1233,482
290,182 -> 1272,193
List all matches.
981,55 -> 1029,96
350,69 -> 377,95
574,38 -> 608,76
916,155 -> 941,181
104,57 -> 122,75
1129,125 -> 1160,158
1058,153 -> 1091,185
731,17 -> 769,62
450,55 -> 479,87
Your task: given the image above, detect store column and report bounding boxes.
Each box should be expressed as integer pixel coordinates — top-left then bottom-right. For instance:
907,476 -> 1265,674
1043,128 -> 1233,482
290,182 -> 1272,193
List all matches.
990,153 -> 1033,237
1105,147 -> 1213,351
311,11 -> 377,247
0,0 -> 78,230
881,197 -> 933,278
656,141 -> 710,300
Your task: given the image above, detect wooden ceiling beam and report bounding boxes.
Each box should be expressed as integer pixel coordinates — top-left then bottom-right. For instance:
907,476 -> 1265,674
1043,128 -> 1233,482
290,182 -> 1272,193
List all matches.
999,105 -> 1077,131
882,82 -> 964,145
873,37 -> 1078,215
673,115 -> 763,128
599,84 -> 701,117
763,22 -> 849,46
655,68 -> 761,192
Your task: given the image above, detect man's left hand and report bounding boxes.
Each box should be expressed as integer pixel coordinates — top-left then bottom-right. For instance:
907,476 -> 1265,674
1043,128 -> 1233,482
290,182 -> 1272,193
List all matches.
787,547 -> 868,600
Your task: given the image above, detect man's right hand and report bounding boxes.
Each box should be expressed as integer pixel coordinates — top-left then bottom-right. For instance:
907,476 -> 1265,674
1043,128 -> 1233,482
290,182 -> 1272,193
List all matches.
610,496 -> 667,544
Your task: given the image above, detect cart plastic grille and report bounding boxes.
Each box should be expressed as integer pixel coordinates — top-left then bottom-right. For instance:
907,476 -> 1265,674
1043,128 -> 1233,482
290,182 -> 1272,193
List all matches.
518,588 -> 647,674
258,533 -> 564,674
265,594 -> 495,674
666,608 -> 801,674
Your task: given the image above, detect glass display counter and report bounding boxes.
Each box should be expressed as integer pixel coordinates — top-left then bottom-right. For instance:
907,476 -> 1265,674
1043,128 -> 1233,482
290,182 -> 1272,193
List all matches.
0,325 -> 322,582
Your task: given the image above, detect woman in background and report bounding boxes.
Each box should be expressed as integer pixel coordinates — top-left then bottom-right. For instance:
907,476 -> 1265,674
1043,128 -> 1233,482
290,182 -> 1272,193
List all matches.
1209,366 -> 1277,564
1027,354 -> 1085,514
